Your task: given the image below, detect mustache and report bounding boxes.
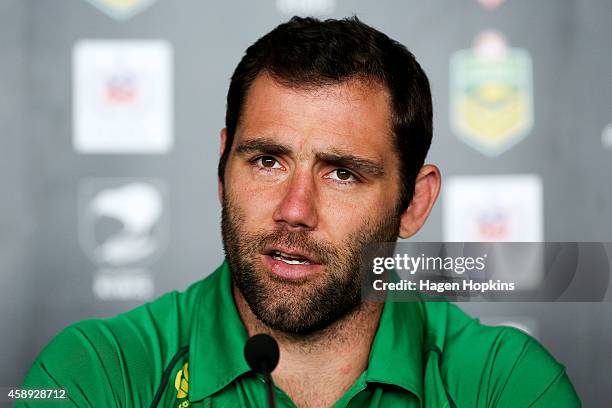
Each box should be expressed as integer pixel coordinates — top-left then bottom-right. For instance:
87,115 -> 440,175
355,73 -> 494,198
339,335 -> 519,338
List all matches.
247,229 -> 338,265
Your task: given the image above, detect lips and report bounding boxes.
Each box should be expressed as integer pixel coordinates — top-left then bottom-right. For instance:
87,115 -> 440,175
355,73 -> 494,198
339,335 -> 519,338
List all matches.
262,246 -> 322,280
263,245 -> 319,264
269,250 -> 312,265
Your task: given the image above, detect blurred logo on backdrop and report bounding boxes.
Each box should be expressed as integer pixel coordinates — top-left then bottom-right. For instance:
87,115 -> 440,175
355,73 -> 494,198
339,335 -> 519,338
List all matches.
85,0 -> 157,20
450,31 -> 533,156
443,174 -> 543,242
276,0 -> 335,16
443,174 -> 544,288
602,123 -> 612,151
73,40 -> 173,154
79,179 -> 169,300
476,0 -> 505,11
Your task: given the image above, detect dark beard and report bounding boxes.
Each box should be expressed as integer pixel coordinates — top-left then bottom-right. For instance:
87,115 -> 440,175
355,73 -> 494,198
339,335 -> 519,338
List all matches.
221,194 -> 400,335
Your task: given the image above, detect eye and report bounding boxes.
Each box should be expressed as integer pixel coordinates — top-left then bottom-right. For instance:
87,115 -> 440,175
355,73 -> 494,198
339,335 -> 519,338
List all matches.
326,168 -> 357,183
253,156 -> 282,170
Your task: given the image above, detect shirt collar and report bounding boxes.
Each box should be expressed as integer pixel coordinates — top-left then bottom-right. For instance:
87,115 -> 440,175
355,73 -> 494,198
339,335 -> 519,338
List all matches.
188,261 -> 251,402
188,261 -> 425,403
365,290 -> 425,403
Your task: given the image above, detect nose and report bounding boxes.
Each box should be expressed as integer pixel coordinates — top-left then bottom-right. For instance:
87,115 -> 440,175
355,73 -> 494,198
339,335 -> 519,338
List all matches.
272,169 -> 318,230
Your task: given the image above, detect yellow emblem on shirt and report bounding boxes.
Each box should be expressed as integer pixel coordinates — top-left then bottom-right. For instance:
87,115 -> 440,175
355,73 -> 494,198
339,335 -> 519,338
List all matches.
174,362 -> 189,399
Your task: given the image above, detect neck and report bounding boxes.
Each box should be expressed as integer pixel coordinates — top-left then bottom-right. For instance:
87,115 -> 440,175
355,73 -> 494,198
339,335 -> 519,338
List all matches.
233,284 -> 383,407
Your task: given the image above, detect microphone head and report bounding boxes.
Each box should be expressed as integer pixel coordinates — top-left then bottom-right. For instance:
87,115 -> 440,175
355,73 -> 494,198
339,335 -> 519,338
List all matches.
244,333 -> 280,374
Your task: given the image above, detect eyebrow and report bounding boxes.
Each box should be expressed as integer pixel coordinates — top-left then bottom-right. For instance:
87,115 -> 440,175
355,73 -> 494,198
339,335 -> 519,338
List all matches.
234,137 -> 386,178
234,137 -> 291,157
316,151 -> 386,178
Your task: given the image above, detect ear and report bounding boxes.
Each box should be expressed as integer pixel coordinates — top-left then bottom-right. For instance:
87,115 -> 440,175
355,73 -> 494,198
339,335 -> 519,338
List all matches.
218,128 -> 228,204
398,164 -> 441,239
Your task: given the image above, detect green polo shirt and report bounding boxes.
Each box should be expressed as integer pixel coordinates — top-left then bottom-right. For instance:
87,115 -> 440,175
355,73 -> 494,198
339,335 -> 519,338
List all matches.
20,261 -> 580,407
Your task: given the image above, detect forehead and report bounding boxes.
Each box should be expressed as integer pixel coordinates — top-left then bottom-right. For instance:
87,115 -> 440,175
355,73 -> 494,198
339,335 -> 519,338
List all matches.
236,73 -> 395,158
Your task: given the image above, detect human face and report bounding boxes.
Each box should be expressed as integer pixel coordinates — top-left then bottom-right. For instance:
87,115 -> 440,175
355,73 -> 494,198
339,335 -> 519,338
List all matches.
220,74 -> 404,334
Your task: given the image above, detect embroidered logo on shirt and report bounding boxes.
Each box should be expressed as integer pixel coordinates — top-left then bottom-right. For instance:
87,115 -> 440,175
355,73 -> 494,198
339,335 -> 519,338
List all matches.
175,362 -> 190,399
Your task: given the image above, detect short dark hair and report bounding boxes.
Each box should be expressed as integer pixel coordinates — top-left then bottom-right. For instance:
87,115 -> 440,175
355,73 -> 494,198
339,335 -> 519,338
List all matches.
219,16 -> 433,211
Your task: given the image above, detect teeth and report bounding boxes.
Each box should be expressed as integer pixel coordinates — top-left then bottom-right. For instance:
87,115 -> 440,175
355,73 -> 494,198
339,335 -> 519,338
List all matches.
281,258 -> 309,265
271,250 -> 311,265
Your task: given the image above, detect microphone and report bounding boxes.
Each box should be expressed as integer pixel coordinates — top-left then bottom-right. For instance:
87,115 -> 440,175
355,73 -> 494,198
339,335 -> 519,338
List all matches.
244,333 -> 280,408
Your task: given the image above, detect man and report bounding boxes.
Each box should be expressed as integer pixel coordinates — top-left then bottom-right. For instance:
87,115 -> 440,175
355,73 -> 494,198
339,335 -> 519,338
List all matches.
20,17 -> 580,407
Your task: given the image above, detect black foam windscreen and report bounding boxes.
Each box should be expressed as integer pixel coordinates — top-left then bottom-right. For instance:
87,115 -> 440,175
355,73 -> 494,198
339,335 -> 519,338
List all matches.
244,333 -> 280,374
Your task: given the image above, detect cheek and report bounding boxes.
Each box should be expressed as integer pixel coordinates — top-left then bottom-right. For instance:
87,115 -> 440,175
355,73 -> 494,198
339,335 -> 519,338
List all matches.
316,191 -> 377,236
226,176 -> 280,225
319,179 -> 400,226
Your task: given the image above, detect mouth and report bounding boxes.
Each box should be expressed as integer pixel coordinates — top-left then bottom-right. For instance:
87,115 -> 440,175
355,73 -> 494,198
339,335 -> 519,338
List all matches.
261,246 -> 323,280
269,249 -> 313,265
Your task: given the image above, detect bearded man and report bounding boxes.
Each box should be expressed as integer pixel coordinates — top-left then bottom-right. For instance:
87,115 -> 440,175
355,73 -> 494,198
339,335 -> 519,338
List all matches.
20,17 -> 580,408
